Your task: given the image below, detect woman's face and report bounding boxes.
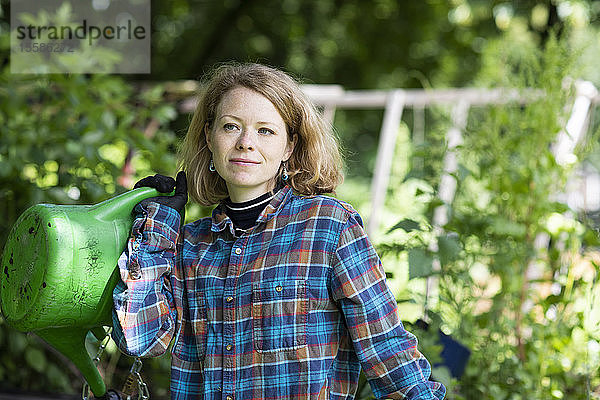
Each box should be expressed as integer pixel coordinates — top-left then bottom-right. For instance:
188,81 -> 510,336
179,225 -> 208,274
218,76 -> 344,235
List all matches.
206,86 -> 296,202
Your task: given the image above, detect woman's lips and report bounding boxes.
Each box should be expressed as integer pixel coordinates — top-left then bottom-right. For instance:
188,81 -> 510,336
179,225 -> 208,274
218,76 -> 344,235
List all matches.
229,158 -> 260,165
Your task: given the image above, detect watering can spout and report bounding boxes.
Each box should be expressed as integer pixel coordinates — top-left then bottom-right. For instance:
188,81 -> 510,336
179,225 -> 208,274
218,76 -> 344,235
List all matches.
37,327 -> 108,396
0,187 -> 170,398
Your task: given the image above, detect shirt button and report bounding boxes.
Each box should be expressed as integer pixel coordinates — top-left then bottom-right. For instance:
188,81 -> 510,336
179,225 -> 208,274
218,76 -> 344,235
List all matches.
234,247 -> 242,255
226,296 -> 234,303
275,285 -> 283,292
226,396 -> 233,400
226,344 -> 233,351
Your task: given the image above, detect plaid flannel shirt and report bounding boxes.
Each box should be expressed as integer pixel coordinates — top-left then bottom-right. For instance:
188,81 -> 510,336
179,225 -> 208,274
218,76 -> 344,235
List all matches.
112,185 -> 445,400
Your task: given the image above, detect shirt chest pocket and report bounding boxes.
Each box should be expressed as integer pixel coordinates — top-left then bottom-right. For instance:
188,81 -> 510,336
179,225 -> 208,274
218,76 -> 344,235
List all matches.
252,280 -> 308,352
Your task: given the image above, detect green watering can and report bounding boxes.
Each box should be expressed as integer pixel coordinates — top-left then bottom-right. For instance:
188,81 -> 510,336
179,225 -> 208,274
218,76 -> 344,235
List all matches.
0,187 -> 168,397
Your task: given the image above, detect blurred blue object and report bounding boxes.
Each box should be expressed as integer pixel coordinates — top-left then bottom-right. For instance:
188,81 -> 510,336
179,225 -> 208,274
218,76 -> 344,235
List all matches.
416,319 -> 471,378
438,329 -> 471,378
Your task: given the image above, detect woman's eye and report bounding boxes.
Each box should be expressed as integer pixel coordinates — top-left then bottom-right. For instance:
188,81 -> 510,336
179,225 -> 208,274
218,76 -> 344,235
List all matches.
258,127 -> 275,135
224,123 -> 238,131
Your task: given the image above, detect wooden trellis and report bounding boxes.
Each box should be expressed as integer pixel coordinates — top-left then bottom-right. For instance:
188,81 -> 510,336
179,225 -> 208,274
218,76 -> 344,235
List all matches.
302,82 -> 599,237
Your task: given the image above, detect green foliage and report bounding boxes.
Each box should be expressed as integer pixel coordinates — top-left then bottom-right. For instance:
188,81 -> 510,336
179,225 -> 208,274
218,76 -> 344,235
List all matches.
408,248 -> 434,280
0,319 -> 73,392
377,30 -> 600,399
389,218 -> 421,234
0,71 -> 178,249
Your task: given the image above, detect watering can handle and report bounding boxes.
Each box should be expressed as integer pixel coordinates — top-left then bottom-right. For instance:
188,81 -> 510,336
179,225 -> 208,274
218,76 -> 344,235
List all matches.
93,187 -> 174,221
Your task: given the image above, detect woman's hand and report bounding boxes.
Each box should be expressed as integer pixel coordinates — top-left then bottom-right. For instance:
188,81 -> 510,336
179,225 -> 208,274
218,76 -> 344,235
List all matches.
134,171 -> 188,215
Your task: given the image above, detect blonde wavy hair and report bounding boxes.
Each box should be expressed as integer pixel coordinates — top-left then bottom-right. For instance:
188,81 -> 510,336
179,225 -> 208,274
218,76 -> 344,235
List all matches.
178,62 -> 344,206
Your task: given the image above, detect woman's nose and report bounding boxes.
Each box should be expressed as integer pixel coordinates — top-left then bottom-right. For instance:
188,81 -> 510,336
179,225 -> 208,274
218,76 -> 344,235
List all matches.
236,129 -> 255,150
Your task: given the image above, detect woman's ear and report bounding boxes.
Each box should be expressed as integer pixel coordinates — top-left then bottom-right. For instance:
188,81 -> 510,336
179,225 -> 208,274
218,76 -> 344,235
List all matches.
204,122 -> 213,151
284,133 -> 298,162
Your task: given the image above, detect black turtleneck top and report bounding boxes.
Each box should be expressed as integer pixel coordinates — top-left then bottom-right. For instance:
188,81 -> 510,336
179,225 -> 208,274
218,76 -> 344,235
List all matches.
222,190 -> 276,236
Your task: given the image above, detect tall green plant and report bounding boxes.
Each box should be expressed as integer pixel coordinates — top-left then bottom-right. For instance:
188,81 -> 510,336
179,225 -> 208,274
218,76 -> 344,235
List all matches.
379,30 -> 600,399
446,33 -> 599,399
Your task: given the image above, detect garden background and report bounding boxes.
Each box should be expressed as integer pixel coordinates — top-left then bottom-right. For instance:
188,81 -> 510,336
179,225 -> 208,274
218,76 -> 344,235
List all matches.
1,0 -> 600,399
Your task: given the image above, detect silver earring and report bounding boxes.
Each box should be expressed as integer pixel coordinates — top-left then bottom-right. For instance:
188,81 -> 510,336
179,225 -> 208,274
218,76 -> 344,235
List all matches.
209,159 -> 216,172
282,164 -> 289,181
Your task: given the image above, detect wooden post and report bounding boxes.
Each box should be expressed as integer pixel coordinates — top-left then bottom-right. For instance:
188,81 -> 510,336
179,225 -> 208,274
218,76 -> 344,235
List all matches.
367,90 -> 406,237
553,80 -> 598,166
412,105 -> 425,171
431,100 -> 470,229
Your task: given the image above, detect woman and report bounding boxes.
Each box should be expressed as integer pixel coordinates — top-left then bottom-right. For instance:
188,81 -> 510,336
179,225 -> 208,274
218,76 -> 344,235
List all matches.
112,63 -> 445,400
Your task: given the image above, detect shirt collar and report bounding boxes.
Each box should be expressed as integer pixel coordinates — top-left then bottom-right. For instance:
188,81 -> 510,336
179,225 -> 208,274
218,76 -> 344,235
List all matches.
210,185 -> 293,234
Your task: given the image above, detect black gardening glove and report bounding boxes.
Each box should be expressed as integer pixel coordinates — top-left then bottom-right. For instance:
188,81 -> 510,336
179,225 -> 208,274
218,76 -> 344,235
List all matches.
94,389 -> 122,400
134,171 -> 188,216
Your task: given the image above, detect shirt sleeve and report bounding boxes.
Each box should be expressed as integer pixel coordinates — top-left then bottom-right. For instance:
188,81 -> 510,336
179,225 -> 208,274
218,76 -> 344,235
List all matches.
330,213 -> 446,400
111,202 -> 182,358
